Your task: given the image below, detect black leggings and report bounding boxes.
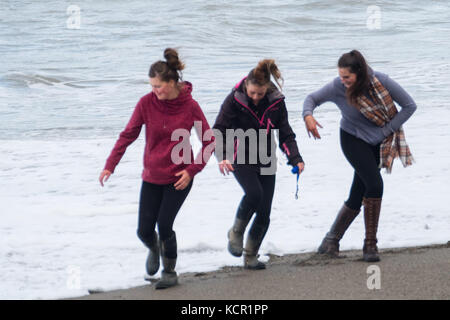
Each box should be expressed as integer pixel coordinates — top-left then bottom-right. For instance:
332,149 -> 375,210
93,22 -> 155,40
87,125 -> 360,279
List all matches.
340,129 -> 383,210
233,167 -> 276,233
137,180 -> 193,247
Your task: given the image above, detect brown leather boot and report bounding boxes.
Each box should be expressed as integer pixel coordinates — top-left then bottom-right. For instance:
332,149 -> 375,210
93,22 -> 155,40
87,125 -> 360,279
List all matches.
362,197 -> 382,262
318,203 -> 360,257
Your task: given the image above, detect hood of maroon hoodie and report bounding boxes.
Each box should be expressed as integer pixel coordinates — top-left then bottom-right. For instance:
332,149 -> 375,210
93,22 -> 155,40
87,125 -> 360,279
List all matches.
150,81 -> 195,114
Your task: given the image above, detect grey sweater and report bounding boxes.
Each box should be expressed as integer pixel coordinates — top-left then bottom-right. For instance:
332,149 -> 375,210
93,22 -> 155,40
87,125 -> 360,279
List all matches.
302,71 -> 417,145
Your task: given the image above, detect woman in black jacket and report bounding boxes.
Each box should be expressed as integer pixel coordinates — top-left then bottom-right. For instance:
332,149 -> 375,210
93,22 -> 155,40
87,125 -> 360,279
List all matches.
213,59 -> 304,269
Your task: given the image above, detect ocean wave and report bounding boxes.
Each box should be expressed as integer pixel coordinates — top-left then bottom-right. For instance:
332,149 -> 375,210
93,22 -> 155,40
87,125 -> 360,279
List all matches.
0,73 -> 130,89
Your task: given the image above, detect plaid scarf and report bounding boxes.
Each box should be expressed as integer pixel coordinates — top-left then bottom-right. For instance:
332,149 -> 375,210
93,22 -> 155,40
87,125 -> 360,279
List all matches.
355,76 -> 414,173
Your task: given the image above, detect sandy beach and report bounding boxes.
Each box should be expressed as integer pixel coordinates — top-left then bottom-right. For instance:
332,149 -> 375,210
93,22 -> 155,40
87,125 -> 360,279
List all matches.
71,242 -> 449,300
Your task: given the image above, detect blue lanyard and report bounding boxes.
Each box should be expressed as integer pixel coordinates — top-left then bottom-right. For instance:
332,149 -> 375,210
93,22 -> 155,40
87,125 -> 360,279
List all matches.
291,166 -> 300,200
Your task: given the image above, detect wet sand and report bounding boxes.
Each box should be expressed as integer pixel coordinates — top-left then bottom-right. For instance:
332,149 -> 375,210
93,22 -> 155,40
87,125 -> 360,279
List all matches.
71,243 -> 449,300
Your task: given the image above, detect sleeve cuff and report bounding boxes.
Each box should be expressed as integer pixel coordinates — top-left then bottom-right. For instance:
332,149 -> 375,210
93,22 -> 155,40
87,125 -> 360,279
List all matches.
185,165 -> 201,179
302,111 -> 313,119
288,155 -> 303,166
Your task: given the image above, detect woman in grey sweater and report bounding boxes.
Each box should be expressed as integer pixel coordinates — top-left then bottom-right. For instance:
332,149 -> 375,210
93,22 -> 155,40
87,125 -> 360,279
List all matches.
303,50 -> 416,262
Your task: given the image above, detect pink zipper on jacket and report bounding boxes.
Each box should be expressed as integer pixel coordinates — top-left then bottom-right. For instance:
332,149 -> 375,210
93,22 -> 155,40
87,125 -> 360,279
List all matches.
266,118 -> 275,134
234,96 -> 283,128
234,96 -> 261,124
260,99 -> 282,126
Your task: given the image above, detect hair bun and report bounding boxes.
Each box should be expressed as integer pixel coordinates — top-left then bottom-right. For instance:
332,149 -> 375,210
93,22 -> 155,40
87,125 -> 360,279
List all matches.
164,48 -> 185,71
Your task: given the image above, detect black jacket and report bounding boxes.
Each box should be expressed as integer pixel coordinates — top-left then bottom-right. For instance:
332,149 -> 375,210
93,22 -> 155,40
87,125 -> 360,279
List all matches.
213,78 -> 303,171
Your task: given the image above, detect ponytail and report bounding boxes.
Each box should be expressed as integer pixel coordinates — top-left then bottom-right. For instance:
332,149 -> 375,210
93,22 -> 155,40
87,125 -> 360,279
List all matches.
149,48 -> 185,83
247,59 -> 283,89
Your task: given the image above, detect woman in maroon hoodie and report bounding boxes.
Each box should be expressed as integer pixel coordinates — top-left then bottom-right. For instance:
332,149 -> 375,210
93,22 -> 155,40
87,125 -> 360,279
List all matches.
99,48 -> 214,289
213,59 -> 305,269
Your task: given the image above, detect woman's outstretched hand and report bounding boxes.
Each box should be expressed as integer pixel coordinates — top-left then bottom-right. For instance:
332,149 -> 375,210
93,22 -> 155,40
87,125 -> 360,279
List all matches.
174,170 -> 192,190
99,169 -> 112,187
219,160 -> 234,175
304,115 -> 323,139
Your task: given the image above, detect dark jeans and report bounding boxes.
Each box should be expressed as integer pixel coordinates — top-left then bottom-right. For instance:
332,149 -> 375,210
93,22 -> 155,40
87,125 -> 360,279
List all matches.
340,129 -> 383,210
232,166 -> 276,236
137,180 -> 193,249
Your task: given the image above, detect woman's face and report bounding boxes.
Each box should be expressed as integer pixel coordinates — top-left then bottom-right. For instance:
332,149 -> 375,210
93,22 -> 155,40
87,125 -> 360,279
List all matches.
246,82 -> 268,105
338,68 -> 358,88
150,77 -> 177,100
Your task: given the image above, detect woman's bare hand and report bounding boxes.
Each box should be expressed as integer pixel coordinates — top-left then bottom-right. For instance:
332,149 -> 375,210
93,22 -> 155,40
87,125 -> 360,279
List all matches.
304,115 -> 323,140
99,169 -> 112,187
174,170 -> 192,190
219,160 -> 234,175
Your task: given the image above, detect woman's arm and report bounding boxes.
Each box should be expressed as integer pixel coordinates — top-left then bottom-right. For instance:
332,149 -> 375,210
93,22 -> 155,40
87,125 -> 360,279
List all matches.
212,92 -> 239,175
302,80 -> 335,139
103,99 -> 144,174
184,102 -> 215,179
212,92 -> 238,162
277,101 -> 303,166
379,74 -> 417,136
302,80 -> 336,118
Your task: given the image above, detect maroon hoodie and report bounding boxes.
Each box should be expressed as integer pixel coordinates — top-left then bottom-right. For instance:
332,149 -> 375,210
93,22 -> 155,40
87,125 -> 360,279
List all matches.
104,82 -> 214,184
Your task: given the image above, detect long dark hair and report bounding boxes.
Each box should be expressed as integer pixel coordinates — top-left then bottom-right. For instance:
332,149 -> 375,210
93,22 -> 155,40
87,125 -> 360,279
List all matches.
338,50 -> 371,106
149,48 -> 185,83
246,59 -> 283,89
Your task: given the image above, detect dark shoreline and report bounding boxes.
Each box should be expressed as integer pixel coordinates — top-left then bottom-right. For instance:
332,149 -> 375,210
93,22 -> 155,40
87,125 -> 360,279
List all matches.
69,242 -> 449,300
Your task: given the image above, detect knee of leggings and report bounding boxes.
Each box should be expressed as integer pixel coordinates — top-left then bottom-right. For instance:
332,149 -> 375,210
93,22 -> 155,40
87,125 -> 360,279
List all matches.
160,231 -> 177,258
253,213 -> 270,228
249,218 -> 270,239
244,190 -> 263,210
365,178 -> 384,198
344,199 -> 363,211
137,228 -> 155,247
158,227 -> 172,242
